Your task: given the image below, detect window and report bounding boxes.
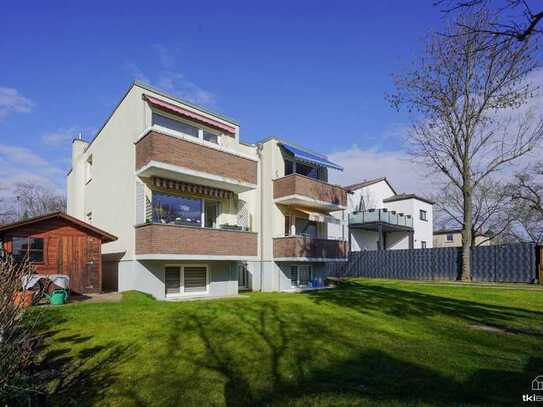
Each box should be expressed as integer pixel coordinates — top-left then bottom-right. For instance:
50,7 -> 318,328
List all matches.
290,265 -> 312,288
204,201 -> 220,228
284,215 -> 291,236
446,234 -> 453,242
284,159 -> 319,179
12,237 -> 44,263
421,241 -> 427,249
152,113 -> 199,138
203,130 -> 219,144
85,155 -> 93,183
184,266 -> 208,293
152,192 -> 202,226
86,212 -> 93,224
285,160 -> 294,176
295,162 -> 318,179
165,265 -> 208,296
420,209 -> 428,221
295,218 -> 318,239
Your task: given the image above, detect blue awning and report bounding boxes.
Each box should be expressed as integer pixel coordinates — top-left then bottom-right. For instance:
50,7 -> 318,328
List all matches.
280,143 -> 343,172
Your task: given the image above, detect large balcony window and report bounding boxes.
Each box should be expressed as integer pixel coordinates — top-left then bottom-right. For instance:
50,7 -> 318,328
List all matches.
153,113 -> 199,139
152,112 -> 221,145
149,190 -> 247,231
152,192 -> 203,226
285,159 -> 319,180
294,218 -> 318,239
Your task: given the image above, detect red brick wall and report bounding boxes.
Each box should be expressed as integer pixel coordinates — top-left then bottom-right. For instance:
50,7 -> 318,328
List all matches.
136,131 -> 257,184
136,224 -> 258,257
273,175 -> 347,207
273,236 -> 347,259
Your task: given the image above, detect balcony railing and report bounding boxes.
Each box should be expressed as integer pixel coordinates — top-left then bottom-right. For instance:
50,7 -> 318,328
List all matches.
273,174 -> 347,209
273,236 -> 347,259
349,209 -> 413,228
135,223 -> 258,258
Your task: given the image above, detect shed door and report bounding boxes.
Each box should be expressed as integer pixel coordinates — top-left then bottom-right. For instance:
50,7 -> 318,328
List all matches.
57,236 -> 99,293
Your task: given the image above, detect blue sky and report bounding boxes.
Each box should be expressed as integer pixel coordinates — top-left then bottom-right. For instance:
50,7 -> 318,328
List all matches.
0,1 -> 455,193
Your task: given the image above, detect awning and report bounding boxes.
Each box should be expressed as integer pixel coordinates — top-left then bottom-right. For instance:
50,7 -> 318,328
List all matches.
295,208 -> 341,224
144,95 -> 237,135
152,177 -> 234,200
280,143 -> 343,171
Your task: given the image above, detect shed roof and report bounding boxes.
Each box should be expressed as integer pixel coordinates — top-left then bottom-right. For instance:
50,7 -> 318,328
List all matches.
0,212 -> 117,243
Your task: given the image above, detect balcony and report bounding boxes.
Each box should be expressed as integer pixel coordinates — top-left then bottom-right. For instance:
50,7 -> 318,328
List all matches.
273,236 -> 347,261
135,129 -> 257,193
135,223 -> 258,260
273,174 -> 347,211
349,209 -> 413,230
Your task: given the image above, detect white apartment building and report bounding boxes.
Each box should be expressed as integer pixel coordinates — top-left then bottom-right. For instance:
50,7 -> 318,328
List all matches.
330,177 -> 434,251
67,81 -> 348,299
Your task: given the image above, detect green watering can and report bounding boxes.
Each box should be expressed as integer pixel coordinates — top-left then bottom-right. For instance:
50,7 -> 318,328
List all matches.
45,289 -> 69,305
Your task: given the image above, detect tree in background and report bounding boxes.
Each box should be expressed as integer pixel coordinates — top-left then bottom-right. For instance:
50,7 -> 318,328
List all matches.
389,11 -> 543,280
438,0 -> 542,42
507,162 -> 543,243
433,178 -> 515,245
0,182 -> 66,225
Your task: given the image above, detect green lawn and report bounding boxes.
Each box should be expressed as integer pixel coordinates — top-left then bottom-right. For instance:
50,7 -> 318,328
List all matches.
36,279 -> 543,406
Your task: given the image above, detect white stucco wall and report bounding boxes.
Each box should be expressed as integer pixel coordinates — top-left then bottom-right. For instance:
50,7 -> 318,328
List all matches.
384,199 -> 433,248
120,260 -> 239,300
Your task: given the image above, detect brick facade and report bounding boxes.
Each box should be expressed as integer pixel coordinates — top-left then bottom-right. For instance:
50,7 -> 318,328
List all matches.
273,236 -> 347,259
273,174 -> 347,207
136,224 -> 258,257
136,131 -> 257,184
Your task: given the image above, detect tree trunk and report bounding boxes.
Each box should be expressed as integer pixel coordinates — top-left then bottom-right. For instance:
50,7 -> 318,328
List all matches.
461,183 -> 473,281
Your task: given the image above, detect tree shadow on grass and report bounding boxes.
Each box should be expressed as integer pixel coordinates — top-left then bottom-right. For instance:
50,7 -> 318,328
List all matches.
27,310 -> 135,406
113,300 -> 541,406
306,280 -> 543,336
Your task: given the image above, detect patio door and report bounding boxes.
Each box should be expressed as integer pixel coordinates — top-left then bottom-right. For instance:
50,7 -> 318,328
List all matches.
238,264 -> 250,290
165,266 -> 181,295
290,265 -> 312,288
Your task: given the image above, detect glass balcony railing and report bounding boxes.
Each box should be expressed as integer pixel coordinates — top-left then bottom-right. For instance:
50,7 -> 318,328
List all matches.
349,209 -> 413,228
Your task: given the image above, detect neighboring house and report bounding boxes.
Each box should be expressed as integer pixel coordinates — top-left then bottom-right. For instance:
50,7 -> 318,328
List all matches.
67,81 -> 347,300
0,212 -> 117,293
433,229 -> 492,248
330,177 -> 434,250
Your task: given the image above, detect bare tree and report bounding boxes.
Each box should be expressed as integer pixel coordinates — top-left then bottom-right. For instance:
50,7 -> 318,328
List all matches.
389,11 -> 543,280
0,254 -> 39,403
506,161 -> 543,243
438,0 -> 543,41
15,182 -> 66,220
433,178 -> 515,245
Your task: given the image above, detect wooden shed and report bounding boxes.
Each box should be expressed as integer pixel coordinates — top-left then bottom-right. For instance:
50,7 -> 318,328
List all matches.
0,212 -> 117,293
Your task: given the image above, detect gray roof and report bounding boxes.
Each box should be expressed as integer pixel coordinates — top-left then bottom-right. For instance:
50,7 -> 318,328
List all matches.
383,193 -> 435,205
344,177 -> 397,194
